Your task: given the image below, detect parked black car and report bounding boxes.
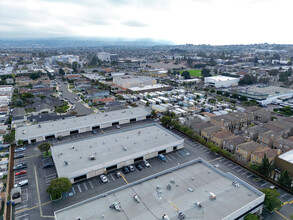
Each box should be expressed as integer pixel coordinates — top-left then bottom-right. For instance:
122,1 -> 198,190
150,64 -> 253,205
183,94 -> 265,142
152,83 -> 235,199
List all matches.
135,163 -> 143,171
14,154 -> 24,159
122,166 -> 130,174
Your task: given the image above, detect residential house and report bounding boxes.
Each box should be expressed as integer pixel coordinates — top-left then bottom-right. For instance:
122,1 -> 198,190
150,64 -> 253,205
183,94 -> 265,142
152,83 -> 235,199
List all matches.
11,107 -> 25,128
192,121 -> 212,134
258,130 -> 282,147
263,120 -> 293,138
244,125 -> 268,141
254,108 -> 272,123
235,141 -> 262,162
210,112 -> 252,132
273,137 -> 293,153
223,135 -> 246,153
251,147 -> 278,165
34,103 -> 55,115
201,125 -> 222,141
210,130 -> 234,147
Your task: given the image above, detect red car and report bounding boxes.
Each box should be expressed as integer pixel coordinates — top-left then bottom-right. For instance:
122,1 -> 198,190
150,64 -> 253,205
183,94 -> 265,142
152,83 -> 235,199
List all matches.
16,170 -> 27,176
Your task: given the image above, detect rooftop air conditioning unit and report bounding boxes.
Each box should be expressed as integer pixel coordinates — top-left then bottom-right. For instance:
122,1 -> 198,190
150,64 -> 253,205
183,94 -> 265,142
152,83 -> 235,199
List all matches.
89,155 -> 95,160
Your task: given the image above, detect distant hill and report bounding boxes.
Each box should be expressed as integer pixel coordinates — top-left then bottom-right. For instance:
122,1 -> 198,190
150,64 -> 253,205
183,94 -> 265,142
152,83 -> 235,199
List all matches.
0,37 -> 173,48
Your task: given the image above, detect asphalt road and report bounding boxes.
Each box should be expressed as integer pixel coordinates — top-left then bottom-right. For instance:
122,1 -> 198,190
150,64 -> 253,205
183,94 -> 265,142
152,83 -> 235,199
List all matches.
57,79 -> 93,116
11,120 -> 293,220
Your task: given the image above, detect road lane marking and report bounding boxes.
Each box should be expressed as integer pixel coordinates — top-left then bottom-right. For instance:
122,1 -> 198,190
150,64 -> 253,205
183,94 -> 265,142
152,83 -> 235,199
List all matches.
274,209 -> 289,220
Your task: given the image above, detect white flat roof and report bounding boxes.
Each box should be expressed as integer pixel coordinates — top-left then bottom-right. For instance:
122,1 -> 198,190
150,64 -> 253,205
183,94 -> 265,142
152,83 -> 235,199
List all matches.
278,149 -> 293,163
205,75 -> 239,82
128,84 -> 169,92
51,124 -> 183,179
55,159 -> 264,220
15,107 -> 150,141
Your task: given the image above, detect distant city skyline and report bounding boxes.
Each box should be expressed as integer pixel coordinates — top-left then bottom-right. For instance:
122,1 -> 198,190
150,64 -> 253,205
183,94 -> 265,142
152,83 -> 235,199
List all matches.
0,0 -> 292,45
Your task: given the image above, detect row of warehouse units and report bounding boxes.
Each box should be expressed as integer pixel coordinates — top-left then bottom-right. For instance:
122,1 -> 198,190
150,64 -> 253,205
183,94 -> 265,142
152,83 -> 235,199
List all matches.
51,124 -> 184,183
54,158 -> 265,220
15,107 -> 151,144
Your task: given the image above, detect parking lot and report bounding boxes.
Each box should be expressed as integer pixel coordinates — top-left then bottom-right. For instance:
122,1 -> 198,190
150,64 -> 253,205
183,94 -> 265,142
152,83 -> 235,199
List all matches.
11,120 -> 293,220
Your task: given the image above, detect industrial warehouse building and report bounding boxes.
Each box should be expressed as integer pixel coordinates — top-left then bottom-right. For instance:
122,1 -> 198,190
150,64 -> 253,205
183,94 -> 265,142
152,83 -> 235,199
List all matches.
51,124 -> 184,183
15,107 -> 150,144
54,158 -> 265,220
204,75 -> 240,88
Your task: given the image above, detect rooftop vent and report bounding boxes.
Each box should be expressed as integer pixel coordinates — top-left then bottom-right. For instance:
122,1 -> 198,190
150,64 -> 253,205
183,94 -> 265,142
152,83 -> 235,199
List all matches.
38,124 -> 41,128
89,155 -> 95,160
123,146 -> 127,151
64,161 -> 68,166
22,130 -> 26,134
71,146 -> 75,149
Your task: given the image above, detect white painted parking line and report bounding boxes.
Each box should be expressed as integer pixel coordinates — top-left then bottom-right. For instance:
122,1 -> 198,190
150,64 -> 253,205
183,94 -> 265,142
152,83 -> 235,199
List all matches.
15,213 -> 28,219
247,175 -> 253,178
228,164 -> 233,167
110,174 -> 115,181
45,173 -> 56,178
281,193 -> 288,198
77,184 -> 82,193
237,168 -> 243,172
176,152 -> 183,158
72,186 -> 76,194
83,182 -> 88,191
242,171 -> 248,175
89,180 -> 93,189
15,204 -> 28,211
232,166 -> 238,170
202,149 -> 209,152
261,182 -> 268,187
220,158 -> 226,162
165,155 -> 172,161
169,154 -> 176,160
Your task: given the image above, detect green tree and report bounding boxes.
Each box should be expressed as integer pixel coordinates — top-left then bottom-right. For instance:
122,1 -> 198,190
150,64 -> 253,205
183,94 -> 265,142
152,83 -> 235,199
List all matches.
186,58 -> 193,67
231,93 -> 238,99
151,110 -> 157,118
29,72 -> 41,80
38,143 -> 51,156
258,154 -> 274,178
244,213 -> 258,220
3,130 -> 15,144
260,188 -> 282,212
278,170 -> 292,189
59,68 -> 65,75
201,68 -> 211,78
46,177 -> 72,200
240,96 -> 248,101
181,71 -> 191,79
239,74 -> 257,85
161,116 -> 173,126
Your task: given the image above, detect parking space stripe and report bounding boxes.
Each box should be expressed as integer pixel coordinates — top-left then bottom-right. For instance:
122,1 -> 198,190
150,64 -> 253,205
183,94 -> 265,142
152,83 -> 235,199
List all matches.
15,205 -> 28,211
175,152 -> 182,158
110,174 -> 115,181
77,184 -> 82,193
228,164 -> 233,167
169,154 -> 176,160
242,171 -> 248,175
165,155 -> 172,161
83,182 -> 88,191
237,168 -> 243,172
261,182 -> 268,187
281,193 -> 288,198
89,180 -> 93,189
72,187 -> 76,194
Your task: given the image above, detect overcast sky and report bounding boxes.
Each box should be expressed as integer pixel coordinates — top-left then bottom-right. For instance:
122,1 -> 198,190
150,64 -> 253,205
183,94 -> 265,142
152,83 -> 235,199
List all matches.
0,0 -> 292,45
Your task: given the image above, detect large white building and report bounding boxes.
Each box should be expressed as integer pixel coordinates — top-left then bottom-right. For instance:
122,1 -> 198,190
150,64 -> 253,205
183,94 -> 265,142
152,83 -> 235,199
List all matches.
54,158 -> 265,219
204,75 -> 240,88
51,55 -> 79,64
15,107 -> 150,144
97,52 -> 118,62
113,76 -> 157,90
51,124 -> 184,183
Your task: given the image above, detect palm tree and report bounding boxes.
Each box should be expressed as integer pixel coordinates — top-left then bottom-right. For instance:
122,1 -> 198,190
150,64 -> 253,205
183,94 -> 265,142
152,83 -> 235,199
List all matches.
258,154 -> 274,178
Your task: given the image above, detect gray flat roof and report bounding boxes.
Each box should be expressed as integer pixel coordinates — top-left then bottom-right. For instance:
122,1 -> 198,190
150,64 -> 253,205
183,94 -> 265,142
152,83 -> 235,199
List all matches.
55,160 -> 264,220
15,107 -> 150,141
51,124 -> 183,179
